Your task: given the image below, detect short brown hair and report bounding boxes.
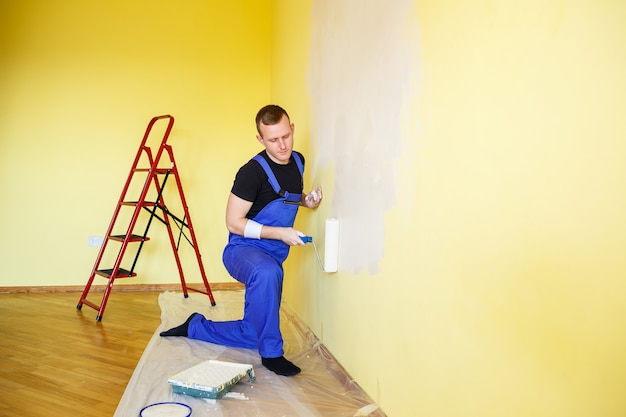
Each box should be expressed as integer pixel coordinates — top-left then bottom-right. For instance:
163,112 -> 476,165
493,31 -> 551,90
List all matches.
255,104 -> 290,135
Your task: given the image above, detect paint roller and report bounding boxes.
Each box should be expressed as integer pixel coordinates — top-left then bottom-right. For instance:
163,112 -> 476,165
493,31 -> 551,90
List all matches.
299,218 -> 339,273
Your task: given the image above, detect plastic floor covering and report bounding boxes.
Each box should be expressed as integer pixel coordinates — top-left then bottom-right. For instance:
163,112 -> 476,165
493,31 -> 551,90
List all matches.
114,290 -> 384,417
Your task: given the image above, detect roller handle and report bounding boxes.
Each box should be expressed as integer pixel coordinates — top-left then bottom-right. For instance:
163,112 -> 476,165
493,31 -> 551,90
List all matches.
300,235 -> 313,243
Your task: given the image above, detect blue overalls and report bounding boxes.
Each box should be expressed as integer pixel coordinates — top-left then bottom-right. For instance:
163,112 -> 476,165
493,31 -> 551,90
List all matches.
187,154 -> 304,358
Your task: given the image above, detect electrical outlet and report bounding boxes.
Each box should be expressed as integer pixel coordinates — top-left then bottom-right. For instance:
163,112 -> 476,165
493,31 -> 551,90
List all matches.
88,236 -> 104,247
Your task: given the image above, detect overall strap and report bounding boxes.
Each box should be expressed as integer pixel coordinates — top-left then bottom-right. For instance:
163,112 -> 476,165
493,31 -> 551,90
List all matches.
253,154 -> 304,203
292,152 -> 304,176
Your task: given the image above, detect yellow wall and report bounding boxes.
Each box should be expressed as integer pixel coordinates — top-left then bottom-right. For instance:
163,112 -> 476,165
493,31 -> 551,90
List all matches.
3,1 -> 626,416
0,0 -> 272,286
275,1 -> 626,416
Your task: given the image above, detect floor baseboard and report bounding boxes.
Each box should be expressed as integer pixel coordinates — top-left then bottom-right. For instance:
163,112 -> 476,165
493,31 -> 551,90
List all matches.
0,282 -> 244,294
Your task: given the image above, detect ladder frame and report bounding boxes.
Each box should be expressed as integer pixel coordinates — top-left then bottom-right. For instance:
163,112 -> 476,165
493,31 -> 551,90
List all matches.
77,115 -> 216,321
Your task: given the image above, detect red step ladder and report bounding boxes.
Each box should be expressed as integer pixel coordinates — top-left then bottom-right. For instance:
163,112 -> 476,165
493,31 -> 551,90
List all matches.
77,115 -> 216,321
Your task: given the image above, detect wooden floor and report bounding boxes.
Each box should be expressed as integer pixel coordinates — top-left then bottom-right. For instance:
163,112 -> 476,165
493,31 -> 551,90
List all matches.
0,291 -> 163,417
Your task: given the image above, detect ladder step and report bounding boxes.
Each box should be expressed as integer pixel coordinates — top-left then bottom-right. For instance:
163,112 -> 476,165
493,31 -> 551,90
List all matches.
109,234 -> 150,242
134,168 -> 171,173
96,268 -> 137,278
121,201 -> 158,207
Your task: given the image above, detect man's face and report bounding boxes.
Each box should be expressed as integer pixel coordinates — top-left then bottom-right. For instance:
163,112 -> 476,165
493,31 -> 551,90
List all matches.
256,115 -> 295,165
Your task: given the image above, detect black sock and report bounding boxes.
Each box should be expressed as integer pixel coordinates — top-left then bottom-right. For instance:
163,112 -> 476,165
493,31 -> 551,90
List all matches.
159,313 -> 198,337
261,356 -> 301,376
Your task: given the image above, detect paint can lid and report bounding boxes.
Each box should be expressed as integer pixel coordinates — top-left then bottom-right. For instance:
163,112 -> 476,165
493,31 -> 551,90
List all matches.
139,402 -> 192,417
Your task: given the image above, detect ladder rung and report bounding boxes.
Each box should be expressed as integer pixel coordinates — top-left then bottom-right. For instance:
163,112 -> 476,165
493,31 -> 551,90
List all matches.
96,268 -> 137,278
109,234 -> 150,242
80,298 -> 100,311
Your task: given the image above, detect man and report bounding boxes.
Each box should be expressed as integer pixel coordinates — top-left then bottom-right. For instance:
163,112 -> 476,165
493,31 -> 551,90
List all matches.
160,105 -> 322,376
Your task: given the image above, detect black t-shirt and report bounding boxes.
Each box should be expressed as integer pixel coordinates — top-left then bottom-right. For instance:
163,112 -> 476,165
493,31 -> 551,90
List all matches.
231,150 -> 305,219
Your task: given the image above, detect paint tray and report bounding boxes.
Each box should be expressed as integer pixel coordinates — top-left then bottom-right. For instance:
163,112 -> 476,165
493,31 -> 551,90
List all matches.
167,359 -> 255,399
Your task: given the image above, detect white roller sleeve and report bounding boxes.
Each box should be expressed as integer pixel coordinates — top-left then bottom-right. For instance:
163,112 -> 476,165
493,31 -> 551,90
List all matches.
324,218 -> 339,272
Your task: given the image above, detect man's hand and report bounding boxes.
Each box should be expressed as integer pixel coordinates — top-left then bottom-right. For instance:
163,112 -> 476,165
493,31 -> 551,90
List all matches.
278,227 -> 306,246
302,186 -> 323,208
